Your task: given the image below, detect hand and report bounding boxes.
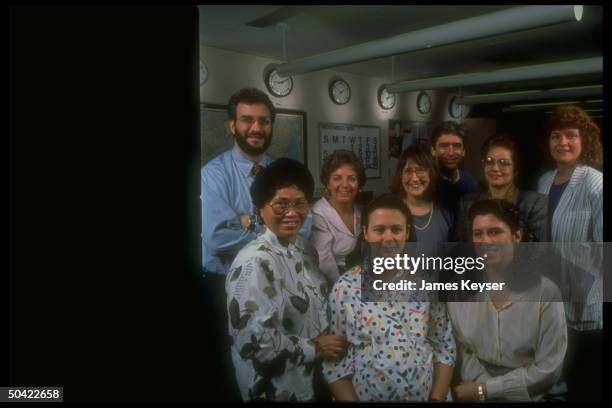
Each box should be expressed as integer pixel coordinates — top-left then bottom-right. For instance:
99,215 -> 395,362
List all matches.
452,382 -> 484,402
239,214 -> 251,229
312,334 -> 348,360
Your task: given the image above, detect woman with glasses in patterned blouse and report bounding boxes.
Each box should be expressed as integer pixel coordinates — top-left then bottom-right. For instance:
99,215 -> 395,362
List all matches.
225,158 -> 348,402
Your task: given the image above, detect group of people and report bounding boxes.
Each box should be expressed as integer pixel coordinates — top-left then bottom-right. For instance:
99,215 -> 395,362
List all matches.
201,87 -> 603,402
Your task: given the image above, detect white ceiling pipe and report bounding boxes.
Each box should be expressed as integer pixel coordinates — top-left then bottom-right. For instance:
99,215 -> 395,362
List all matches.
456,85 -> 603,105
276,5 -> 582,77
385,57 -> 602,93
502,101 -> 583,113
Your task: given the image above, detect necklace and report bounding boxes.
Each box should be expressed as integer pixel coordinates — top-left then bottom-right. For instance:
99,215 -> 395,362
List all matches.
413,205 -> 434,230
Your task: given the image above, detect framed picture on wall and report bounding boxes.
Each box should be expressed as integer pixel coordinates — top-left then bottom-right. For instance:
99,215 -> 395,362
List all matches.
319,122 -> 381,178
200,103 -> 307,165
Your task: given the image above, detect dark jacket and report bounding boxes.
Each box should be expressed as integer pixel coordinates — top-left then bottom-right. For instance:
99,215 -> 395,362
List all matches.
453,189 -> 548,242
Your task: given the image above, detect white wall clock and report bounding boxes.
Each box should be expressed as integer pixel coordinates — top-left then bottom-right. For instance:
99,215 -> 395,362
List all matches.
329,78 -> 351,105
417,91 -> 432,114
265,68 -> 293,97
449,96 -> 466,119
378,86 -> 396,110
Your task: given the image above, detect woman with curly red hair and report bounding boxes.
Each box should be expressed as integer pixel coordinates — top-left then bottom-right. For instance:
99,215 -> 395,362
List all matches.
537,105 -> 602,402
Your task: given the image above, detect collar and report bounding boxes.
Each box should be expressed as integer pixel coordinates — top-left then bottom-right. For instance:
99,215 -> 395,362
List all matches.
261,226 -> 305,254
231,146 -> 271,177
484,278 -> 533,310
441,168 -> 461,184
320,197 -> 360,236
563,165 -> 586,191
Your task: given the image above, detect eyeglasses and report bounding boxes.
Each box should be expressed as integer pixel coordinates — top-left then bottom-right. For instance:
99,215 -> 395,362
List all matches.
403,166 -> 429,177
266,199 -> 309,215
238,115 -> 272,127
483,157 -> 512,168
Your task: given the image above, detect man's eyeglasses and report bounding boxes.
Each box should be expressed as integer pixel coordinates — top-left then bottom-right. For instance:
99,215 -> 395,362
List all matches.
238,115 -> 272,127
483,157 -> 512,168
403,166 -> 429,177
266,199 -> 309,215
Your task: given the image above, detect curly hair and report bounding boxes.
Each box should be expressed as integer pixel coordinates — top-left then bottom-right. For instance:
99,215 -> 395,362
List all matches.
544,105 -> 602,167
391,144 -> 438,201
320,149 -> 366,189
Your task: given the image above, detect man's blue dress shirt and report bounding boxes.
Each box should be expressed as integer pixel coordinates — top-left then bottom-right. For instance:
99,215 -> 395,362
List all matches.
201,147 -> 312,275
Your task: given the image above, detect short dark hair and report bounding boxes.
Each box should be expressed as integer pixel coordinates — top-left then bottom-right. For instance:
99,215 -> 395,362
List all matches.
320,149 -> 366,188
362,193 -> 414,239
431,120 -> 468,146
251,158 -> 314,210
467,199 -> 539,292
391,144 -> 438,201
227,88 -> 276,123
468,199 -> 535,242
480,132 -> 520,177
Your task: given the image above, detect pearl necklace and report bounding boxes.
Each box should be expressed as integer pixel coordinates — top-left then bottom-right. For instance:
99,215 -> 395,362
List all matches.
413,205 -> 434,231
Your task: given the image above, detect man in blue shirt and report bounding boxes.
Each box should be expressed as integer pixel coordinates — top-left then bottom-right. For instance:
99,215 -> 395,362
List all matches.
430,121 -> 477,218
201,88 -> 310,400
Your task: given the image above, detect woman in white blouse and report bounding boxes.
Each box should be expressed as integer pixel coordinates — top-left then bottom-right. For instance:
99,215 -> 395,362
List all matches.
226,158 -> 348,401
312,150 -> 366,285
447,199 -> 567,402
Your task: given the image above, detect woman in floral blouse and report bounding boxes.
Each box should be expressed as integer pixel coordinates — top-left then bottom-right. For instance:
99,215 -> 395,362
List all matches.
323,194 -> 456,401
225,158 -> 348,401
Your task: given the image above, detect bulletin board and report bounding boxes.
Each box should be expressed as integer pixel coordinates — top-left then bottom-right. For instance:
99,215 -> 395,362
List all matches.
319,122 -> 381,178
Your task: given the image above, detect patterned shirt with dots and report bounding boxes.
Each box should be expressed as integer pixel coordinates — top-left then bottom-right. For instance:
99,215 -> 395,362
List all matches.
323,265 -> 456,401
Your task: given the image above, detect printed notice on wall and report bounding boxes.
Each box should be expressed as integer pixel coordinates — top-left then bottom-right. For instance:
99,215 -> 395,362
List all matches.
319,123 -> 381,178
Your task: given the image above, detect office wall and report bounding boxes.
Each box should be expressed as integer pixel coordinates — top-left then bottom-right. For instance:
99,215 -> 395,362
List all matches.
200,45 -> 490,194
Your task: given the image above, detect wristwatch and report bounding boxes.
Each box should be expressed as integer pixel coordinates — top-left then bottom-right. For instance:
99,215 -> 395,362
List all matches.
247,214 -> 258,232
477,384 -> 486,401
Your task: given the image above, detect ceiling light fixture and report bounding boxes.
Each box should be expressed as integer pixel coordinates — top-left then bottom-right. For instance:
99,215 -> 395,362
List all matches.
275,5 -> 582,77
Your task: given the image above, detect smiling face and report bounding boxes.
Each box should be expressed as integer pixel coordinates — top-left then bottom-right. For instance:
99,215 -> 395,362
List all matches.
327,164 -> 359,206
401,159 -> 431,199
472,213 -> 522,270
364,208 -> 409,257
549,128 -> 582,167
483,146 -> 515,189
259,186 -> 309,243
432,133 -> 465,171
229,102 -> 273,157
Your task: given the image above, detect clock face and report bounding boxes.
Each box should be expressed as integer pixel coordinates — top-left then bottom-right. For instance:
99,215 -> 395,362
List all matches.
329,79 -> 351,105
417,91 -> 432,114
378,86 -> 396,110
199,61 -> 208,86
449,96 -> 465,118
265,69 -> 293,97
